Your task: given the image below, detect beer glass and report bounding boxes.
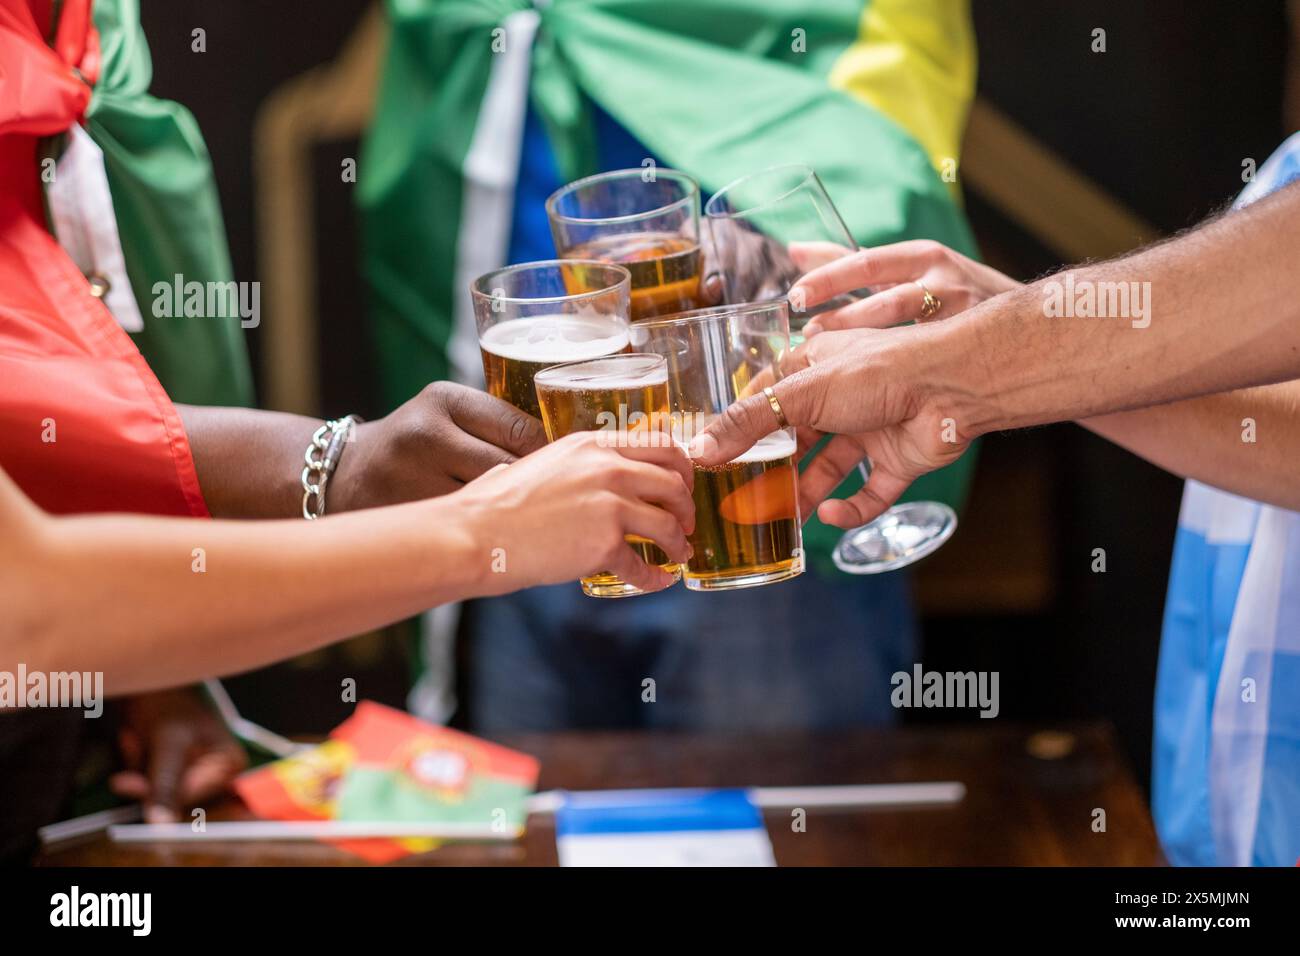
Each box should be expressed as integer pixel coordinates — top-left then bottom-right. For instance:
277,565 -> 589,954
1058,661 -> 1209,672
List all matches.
471,260 -> 631,419
546,169 -> 704,321
705,164 -> 957,574
534,353 -> 681,598
631,301 -> 803,591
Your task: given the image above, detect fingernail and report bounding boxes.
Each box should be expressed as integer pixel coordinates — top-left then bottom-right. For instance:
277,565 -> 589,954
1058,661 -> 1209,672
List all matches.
687,434 -> 717,460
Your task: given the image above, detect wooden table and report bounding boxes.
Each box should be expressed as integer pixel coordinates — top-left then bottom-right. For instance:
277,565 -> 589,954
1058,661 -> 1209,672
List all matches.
39,721 -> 1163,866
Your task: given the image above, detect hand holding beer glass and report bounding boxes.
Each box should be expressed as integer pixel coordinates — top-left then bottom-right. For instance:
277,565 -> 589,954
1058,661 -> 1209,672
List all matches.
633,301 -> 803,590
534,354 -> 685,597
472,260 -> 690,598
704,164 -> 957,573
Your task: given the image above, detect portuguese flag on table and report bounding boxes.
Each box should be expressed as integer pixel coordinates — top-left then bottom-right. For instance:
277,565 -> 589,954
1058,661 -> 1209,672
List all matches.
359,0 -> 980,570
236,702 -> 540,863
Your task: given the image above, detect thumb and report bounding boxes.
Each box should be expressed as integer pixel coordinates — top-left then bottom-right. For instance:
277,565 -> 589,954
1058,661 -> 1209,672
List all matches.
688,377 -> 809,467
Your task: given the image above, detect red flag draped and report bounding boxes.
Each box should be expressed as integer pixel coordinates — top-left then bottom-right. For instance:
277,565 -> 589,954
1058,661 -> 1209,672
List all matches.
0,0 -> 207,517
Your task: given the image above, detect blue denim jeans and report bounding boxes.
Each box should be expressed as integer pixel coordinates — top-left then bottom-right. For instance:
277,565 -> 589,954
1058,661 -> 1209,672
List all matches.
463,568 -> 916,732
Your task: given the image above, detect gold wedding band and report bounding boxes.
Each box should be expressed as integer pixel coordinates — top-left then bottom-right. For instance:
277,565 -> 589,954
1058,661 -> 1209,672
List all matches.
763,386 -> 789,429
915,280 -> 941,320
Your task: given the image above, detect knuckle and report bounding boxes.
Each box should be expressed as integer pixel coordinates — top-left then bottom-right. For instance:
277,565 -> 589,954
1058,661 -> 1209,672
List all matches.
721,398 -> 758,434
505,412 -> 534,450
564,431 -> 596,454
421,379 -> 454,407
851,249 -> 877,283
597,490 -> 624,520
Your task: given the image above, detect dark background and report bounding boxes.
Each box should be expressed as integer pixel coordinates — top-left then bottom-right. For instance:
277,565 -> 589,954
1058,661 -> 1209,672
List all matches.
136,0 -> 1293,790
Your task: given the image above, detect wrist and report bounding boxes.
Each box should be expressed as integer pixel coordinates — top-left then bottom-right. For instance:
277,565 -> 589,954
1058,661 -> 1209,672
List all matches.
319,419 -> 375,514
893,316 -> 1000,443
419,491 -> 497,599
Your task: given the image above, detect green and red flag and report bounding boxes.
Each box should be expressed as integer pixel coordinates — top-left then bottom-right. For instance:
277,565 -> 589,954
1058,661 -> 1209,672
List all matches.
2,0 -> 252,497
235,701 -> 540,863
0,0 -> 208,516
359,0 -> 981,571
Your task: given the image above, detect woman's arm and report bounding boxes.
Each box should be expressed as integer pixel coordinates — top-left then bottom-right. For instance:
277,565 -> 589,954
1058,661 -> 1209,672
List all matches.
0,432 -> 694,697
4,483 -> 479,697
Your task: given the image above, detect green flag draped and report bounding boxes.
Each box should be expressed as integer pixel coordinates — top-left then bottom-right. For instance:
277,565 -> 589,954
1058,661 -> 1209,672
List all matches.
361,0 -> 979,572
83,0 -> 253,408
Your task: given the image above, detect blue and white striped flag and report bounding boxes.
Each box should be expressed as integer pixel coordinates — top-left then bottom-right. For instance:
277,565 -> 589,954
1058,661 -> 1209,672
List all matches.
1154,132 -> 1300,866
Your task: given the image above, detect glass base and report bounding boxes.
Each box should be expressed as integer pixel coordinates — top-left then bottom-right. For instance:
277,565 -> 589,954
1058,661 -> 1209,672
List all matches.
832,501 -> 957,574
581,566 -> 682,598
683,556 -> 804,592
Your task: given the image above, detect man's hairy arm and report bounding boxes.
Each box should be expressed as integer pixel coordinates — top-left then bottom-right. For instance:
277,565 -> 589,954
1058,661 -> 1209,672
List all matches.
934,182 -> 1300,436
1082,383 -> 1300,510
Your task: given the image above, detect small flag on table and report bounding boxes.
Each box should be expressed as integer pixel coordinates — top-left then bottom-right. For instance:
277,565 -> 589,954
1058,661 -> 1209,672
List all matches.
556,789 -> 776,867
235,701 -> 539,863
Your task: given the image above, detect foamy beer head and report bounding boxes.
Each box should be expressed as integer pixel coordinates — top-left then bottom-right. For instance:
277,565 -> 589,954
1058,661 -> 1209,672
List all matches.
534,353 -> 669,441
547,169 -> 704,321
480,314 -> 630,419
533,353 -> 680,599
634,300 -> 804,591
471,261 -> 630,418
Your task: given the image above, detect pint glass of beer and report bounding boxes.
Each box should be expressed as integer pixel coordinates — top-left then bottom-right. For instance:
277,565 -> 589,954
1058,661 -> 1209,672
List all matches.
546,169 -> 704,321
471,260 -> 631,419
533,353 -> 681,598
631,301 -> 803,591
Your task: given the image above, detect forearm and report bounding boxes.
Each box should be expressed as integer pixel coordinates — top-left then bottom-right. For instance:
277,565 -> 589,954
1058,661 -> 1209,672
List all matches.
6,498 -> 486,697
924,183 -> 1300,436
177,405 -> 321,518
1082,382 -> 1300,510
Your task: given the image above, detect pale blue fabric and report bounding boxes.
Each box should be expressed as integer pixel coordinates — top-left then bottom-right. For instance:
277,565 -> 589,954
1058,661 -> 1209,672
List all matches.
1153,132 -> 1300,866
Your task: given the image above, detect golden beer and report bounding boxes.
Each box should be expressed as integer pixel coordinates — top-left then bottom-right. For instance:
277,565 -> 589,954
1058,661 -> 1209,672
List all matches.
479,314 -> 629,418
534,355 -> 681,597
564,233 -> 703,321
683,430 -> 803,590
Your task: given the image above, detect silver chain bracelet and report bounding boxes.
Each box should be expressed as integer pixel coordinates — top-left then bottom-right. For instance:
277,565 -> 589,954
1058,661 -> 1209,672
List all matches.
301,415 -> 360,520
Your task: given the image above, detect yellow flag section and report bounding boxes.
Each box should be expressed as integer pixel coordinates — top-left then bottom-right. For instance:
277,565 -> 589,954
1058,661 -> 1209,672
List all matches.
829,0 -> 977,198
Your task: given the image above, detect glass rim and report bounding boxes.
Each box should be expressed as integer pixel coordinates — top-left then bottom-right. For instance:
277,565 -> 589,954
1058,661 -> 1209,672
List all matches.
470,259 -> 630,307
633,298 -> 790,331
545,168 -> 700,227
534,351 -> 667,387
703,163 -> 819,220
